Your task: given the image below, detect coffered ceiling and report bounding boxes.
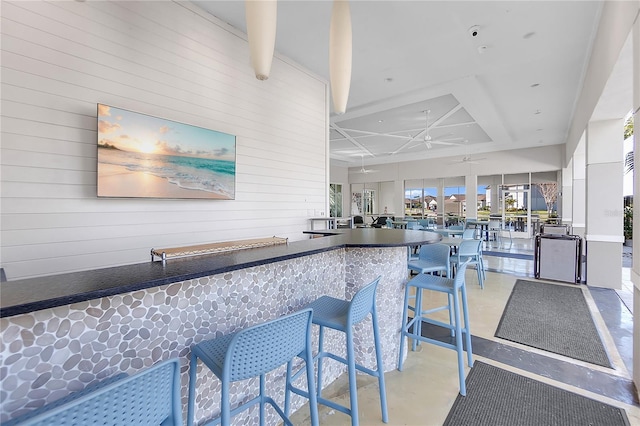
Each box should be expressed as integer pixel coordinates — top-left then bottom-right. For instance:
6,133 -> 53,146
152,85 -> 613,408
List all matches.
193,1 -> 616,167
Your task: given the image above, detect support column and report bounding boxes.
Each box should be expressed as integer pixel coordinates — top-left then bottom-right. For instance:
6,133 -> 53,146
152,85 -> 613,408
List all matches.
395,180 -> 404,218
465,175 -> 478,219
631,11 -> 640,398
572,134 -> 586,238
561,159 -> 573,227
490,175 -> 501,215
437,178 -> 445,226
585,119 -> 624,288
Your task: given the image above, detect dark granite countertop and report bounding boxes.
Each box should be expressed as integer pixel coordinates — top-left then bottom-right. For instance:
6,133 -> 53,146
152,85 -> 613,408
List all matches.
1,228 -> 440,318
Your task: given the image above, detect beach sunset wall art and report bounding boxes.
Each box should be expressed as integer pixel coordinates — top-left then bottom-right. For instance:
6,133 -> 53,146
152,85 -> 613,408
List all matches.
97,104 -> 236,199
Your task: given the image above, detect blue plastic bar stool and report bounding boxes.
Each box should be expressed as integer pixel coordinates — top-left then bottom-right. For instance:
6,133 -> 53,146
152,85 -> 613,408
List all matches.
6,359 -> 182,426
408,243 -> 451,276
293,276 -> 388,426
450,239 -> 484,289
398,260 -> 473,396
407,243 -> 454,346
187,308 -> 318,426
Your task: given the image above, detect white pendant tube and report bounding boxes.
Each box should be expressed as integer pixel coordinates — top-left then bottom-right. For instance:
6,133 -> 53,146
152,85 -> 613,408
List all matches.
245,0 -> 277,80
329,0 -> 352,114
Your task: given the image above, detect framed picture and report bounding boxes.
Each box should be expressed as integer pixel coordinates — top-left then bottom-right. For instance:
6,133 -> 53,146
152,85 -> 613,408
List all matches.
97,104 -> 236,199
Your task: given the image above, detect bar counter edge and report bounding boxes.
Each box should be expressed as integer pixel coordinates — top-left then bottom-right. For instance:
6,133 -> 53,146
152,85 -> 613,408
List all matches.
1,229 -> 439,318
0,228 -> 440,424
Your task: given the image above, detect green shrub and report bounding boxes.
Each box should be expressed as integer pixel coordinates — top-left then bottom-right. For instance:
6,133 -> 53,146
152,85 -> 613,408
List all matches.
624,205 -> 633,240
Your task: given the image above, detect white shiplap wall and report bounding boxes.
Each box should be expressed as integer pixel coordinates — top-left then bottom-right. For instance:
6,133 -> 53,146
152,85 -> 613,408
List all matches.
0,1 -> 329,280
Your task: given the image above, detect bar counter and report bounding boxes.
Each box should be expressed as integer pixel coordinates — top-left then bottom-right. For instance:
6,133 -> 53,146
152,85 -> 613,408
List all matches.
0,228 -> 439,424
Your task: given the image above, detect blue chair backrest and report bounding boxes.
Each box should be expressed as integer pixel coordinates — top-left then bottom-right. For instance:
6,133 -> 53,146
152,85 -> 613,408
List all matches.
462,229 -> 477,240
457,239 -> 482,258
225,309 -> 313,382
449,225 -> 464,231
453,259 -> 472,289
10,358 -> 182,426
385,218 -> 393,228
418,244 -> 451,268
348,276 -> 382,325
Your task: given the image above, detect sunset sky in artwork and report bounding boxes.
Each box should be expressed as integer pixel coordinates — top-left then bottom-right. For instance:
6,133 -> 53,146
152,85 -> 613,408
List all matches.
97,104 -> 235,161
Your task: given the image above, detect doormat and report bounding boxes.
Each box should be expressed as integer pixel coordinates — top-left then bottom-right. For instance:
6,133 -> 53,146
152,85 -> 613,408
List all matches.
495,280 -> 611,367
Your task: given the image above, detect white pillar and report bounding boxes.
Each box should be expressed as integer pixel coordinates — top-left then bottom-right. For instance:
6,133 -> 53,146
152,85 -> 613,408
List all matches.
395,179 -> 404,218
631,12 -> 640,398
585,119 -> 624,288
490,175 -> 501,215
572,134 -> 587,238
437,178 -> 445,226
466,175 -> 478,219
561,159 -> 573,226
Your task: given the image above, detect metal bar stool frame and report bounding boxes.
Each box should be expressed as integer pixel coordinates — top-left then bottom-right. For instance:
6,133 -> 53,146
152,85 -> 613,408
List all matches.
398,260 -> 473,395
187,308 -> 319,426
290,276 -> 388,426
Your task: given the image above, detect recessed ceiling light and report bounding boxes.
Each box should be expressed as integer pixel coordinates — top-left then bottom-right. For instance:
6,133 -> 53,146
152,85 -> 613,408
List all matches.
530,83 -> 540,88
534,109 -> 542,115
536,128 -> 543,131
378,119 -> 384,123
523,32 -> 536,39
384,78 -> 393,83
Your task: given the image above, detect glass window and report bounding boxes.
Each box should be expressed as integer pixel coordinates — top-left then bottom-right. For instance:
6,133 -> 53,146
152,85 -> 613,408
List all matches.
404,180 -> 436,218
329,183 -> 343,217
444,182 -> 465,222
363,189 -> 375,215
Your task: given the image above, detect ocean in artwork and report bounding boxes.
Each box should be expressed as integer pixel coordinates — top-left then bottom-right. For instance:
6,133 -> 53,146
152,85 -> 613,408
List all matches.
98,147 -> 235,199
97,104 -> 236,199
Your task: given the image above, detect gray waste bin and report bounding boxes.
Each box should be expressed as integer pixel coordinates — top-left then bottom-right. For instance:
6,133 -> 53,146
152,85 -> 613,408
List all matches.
534,234 -> 582,283
540,223 -> 570,235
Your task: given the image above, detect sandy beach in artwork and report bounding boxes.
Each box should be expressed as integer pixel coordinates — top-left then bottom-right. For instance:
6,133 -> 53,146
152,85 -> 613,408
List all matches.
98,163 -> 229,199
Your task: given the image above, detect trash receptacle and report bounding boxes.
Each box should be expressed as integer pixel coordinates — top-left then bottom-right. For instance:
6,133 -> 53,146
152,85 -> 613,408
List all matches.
534,234 -> 582,283
540,223 -> 570,235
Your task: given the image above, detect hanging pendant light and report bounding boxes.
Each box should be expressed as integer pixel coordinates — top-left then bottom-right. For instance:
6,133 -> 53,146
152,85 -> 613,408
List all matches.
245,0 -> 277,80
329,0 -> 352,114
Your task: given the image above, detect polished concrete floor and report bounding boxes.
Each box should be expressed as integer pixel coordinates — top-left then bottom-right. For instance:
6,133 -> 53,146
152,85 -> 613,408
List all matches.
291,237 -> 640,425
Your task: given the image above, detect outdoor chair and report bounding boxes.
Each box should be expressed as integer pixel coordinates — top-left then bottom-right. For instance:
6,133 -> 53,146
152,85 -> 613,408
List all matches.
407,243 -> 454,343
406,220 -> 422,230
187,309 -> 319,426
5,359 -> 182,426
462,229 -> 477,240
398,260 -> 473,395
408,244 -> 451,277
371,216 -> 389,228
450,239 -> 485,288
291,276 -> 388,426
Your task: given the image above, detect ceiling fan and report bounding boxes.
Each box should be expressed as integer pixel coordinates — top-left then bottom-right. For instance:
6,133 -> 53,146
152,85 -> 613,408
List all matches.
451,155 -> 487,164
406,110 -> 464,150
449,140 -> 487,164
352,155 -> 378,174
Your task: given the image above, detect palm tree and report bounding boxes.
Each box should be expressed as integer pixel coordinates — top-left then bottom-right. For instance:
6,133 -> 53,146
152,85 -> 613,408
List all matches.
624,115 -> 634,173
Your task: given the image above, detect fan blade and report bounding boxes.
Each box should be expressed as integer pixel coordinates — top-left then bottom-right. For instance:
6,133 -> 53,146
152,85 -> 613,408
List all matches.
351,167 -> 378,174
430,138 -> 465,146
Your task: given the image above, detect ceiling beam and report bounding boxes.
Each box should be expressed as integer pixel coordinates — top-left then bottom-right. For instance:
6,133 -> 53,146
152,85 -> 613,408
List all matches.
331,123 -> 375,157
390,104 -> 463,155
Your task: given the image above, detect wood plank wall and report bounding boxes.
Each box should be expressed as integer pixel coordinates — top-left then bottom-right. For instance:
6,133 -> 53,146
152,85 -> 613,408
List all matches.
1,1 -> 328,280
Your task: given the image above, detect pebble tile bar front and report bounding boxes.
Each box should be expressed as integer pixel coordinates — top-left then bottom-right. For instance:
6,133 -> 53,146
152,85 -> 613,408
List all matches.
0,229 -> 440,424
